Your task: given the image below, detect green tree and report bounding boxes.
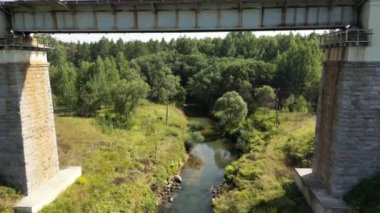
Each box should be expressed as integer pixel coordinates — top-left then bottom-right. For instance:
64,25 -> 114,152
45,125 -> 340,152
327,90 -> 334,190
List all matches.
254,85 -> 276,109
175,37 -> 198,55
135,54 -> 184,104
74,42 -> 91,66
171,54 -> 208,86
114,52 -> 141,81
293,95 -> 309,112
103,57 -> 119,83
188,58 -> 275,108
77,78 -> 103,116
112,79 -> 150,116
125,41 -> 149,60
219,35 -> 236,57
49,45 -> 77,113
283,94 -> 309,112
213,91 -> 248,132
93,37 -> 112,59
93,56 -> 112,106
111,38 -> 126,57
274,39 -> 322,106
197,38 -> 215,56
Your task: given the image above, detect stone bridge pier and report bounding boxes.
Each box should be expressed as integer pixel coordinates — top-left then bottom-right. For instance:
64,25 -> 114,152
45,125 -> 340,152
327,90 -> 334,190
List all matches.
296,0 -> 380,212
0,38 -> 81,213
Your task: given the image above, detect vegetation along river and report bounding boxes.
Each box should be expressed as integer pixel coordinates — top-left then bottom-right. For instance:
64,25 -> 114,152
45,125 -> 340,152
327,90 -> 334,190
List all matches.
159,116 -> 238,213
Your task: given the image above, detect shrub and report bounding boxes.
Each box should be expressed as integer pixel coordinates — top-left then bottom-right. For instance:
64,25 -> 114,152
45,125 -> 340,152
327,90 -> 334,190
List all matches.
185,131 -> 205,151
293,96 -> 309,113
233,109 -> 279,153
76,177 -> 88,185
224,164 -> 239,183
283,94 -> 309,113
188,122 -> 205,132
344,173 -> 380,213
0,186 -> 20,213
112,79 -> 150,116
96,112 -> 132,130
235,129 -> 265,153
251,109 -> 279,137
282,133 -> 314,167
254,85 -> 276,109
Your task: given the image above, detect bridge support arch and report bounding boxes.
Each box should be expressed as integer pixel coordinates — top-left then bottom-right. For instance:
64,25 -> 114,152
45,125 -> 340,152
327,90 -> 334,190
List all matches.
0,37 -> 81,213
296,0 -> 380,212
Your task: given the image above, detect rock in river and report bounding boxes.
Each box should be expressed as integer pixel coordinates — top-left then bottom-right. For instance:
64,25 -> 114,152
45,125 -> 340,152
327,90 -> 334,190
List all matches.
173,175 -> 182,183
169,197 -> 174,202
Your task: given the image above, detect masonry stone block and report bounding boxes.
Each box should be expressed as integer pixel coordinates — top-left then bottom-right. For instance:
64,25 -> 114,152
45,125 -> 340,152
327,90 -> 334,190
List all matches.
313,60 -> 380,198
0,50 -> 59,195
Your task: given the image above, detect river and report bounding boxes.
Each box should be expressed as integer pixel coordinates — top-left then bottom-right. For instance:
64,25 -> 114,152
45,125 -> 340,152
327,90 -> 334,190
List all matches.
159,116 -> 238,213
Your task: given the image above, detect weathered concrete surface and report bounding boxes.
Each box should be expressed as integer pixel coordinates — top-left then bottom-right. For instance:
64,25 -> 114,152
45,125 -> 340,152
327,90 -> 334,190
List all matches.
313,52 -> 380,197
15,167 -> 82,213
0,11 -> 9,33
295,168 -> 348,213
310,1 -> 380,198
0,49 -> 59,194
313,45 -> 380,200
350,0 -> 380,62
0,50 -> 48,64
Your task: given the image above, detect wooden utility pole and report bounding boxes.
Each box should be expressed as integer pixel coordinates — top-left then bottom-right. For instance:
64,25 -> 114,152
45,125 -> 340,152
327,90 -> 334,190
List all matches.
166,103 -> 169,125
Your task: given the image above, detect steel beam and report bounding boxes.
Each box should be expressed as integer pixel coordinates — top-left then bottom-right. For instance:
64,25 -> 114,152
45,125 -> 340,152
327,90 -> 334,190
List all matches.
0,8 -> 10,33
2,1 -> 357,33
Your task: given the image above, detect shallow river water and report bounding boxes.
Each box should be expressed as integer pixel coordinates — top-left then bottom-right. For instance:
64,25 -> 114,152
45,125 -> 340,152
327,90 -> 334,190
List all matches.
159,137 -> 238,213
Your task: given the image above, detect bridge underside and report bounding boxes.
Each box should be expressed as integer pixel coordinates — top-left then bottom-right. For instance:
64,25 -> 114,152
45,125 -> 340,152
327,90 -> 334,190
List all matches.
0,0 -> 358,33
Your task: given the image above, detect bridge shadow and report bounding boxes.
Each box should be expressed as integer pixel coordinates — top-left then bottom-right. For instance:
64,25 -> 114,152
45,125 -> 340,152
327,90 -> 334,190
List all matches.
249,181 -> 312,213
0,61 -> 28,193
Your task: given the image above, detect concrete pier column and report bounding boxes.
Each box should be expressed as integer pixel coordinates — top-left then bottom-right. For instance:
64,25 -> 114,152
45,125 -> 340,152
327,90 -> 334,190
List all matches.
0,38 -> 81,213
0,48 -> 59,194
296,1 -> 380,212
315,0 -> 380,198
313,50 -> 380,198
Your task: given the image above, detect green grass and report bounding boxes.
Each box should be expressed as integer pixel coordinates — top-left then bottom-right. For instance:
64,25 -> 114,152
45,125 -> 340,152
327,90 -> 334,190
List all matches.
344,173 -> 380,213
213,113 -> 315,213
0,187 -> 21,213
0,102 -> 188,213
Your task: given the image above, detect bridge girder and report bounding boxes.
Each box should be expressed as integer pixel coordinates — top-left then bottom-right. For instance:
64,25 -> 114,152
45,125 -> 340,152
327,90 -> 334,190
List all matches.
0,0 -> 358,33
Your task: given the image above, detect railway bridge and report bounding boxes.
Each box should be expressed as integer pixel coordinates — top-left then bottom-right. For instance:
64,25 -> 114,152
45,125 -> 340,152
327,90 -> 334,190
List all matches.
0,0 -> 379,212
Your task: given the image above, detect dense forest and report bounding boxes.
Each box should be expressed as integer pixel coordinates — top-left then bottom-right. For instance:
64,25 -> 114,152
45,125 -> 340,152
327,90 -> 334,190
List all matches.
48,32 -> 322,126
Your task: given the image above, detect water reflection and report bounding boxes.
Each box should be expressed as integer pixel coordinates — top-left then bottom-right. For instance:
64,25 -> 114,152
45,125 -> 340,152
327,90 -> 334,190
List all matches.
159,139 -> 237,213
187,154 -> 204,170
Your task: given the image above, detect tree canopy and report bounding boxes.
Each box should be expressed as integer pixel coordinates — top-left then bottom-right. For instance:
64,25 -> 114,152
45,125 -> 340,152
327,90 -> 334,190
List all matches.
47,32 -> 323,127
213,91 -> 248,132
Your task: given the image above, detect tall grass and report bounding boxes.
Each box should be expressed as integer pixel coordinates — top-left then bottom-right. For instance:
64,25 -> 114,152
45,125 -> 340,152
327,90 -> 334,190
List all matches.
213,112 -> 315,213
0,102 -> 188,213
41,103 -> 187,213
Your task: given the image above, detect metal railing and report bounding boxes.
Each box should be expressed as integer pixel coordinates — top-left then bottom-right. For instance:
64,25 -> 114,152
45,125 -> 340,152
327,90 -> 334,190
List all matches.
0,34 -> 50,51
320,29 -> 373,48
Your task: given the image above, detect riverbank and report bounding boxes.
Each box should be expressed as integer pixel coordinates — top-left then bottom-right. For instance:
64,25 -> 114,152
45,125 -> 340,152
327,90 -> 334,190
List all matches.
213,112 -> 315,213
0,102 -> 188,213
159,139 -> 238,213
0,108 -> 317,213
159,113 -> 238,213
